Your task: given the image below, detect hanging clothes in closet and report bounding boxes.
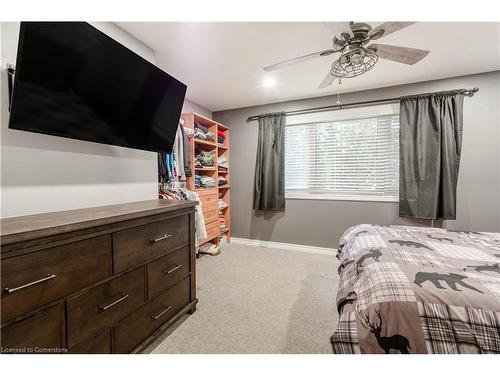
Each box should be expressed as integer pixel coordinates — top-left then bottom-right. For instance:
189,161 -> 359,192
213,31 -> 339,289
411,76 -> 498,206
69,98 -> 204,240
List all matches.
158,119 -> 206,249
158,119 -> 192,183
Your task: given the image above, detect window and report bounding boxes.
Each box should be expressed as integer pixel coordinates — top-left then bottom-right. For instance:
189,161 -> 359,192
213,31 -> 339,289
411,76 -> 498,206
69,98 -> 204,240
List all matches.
284,104 -> 399,201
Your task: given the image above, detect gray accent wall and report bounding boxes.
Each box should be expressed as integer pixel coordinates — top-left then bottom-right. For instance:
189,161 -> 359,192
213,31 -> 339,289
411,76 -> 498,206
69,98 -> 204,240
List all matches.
213,71 -> 500,248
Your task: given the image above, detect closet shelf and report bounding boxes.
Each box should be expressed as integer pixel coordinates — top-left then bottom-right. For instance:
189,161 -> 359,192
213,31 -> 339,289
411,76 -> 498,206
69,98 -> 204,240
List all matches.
195,167 -> 216,171
194,138 -> 217,147
181,112 -> 231,245
195,187 -> 218,191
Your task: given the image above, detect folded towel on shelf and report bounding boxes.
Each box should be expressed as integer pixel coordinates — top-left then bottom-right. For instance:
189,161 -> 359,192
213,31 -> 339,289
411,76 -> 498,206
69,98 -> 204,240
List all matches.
217,129 -> 225,139
195,175 -> 215,188
217,136 -> 224,144
194,128 -> 207,140
194,122 -> 215,141
218,176 -> 228,186
218,155 -> 229,170
195,149 -> 215,167
194,121 -> 209,133
205,131 -> 215,141
218,199 -> 228,209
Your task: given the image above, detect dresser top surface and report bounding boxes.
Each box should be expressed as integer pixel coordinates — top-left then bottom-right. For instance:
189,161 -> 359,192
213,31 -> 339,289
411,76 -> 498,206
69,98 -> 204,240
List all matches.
0,199 -> 196,244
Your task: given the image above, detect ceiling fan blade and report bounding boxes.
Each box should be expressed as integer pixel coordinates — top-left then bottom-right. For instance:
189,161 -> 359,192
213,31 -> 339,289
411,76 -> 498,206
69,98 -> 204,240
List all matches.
263,49 -> 335,72
317,72 -> 336,89
323,22 -> 353,37
370,22 -> 416,39
369,43 -> 429,65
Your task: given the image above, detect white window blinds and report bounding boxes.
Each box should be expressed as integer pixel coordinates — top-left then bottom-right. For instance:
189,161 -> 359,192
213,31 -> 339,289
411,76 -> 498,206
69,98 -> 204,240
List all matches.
284,104 -> 399,201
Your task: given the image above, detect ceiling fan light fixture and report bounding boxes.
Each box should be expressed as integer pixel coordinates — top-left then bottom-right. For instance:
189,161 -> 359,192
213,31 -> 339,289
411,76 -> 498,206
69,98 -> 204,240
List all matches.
330,47 -> 378,79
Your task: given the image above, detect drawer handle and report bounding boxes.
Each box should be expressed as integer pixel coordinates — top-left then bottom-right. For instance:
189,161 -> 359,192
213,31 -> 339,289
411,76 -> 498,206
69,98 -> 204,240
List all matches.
151,305 -> 172,320
163,264 -> 182,275
150,234 -> 172,244
3,274 -> 56,295
99,294 -> 129,312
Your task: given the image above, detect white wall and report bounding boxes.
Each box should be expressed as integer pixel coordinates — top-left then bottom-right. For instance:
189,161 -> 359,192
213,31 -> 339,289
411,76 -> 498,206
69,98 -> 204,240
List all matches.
0,22 -> 162,218
181,98 -> 212,119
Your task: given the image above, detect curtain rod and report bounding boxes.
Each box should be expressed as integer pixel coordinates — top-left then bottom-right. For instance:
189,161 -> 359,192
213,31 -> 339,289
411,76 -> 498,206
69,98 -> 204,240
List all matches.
246,87 -> 479,122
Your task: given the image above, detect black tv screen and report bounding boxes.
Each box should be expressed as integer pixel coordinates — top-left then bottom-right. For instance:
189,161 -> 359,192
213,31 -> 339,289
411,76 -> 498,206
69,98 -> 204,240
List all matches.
9,22 -> 187,153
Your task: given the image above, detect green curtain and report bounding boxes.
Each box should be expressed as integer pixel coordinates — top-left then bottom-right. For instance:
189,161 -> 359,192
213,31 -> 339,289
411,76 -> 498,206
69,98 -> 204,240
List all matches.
253,112 -> 286,211
399,90 -> 465,219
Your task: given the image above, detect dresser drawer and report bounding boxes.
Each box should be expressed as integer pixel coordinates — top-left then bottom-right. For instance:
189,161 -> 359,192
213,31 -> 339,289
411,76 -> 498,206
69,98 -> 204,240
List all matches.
204,220 -> 220,241
147,246 -> 190,299
199,192 -> 218,211
113,277 -> 190,353
1,235 -> 111,323
203,207 -> 218,224
69,329 -> 111,354
1,304 -> 64,353
112,215 -> 190,274
66,267 -> 145,348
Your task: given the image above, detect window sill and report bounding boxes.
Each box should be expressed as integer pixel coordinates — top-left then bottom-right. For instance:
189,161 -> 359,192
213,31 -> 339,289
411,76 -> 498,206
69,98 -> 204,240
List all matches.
285,193 -> 399,203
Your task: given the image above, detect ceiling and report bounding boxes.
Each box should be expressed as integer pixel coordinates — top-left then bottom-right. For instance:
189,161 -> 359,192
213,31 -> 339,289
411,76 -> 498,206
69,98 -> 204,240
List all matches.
117,22 -> 500,112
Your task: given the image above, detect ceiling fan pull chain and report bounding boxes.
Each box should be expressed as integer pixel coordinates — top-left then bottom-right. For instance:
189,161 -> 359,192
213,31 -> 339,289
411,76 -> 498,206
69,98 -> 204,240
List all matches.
336,79 -> 342,105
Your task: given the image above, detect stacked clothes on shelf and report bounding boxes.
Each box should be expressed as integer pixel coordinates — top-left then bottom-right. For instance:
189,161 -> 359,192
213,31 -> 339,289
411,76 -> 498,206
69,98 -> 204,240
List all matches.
218,175 -> 228,186
198,242 -> 220,256
194,121 -> 215,142
158,119 -> 192,183
195,175 -> 215,189
218,198 -> 228,209
195,149 -> 215,168
217,129 -> 225,145
219,217 -> 226,233
218,155 -> 229,171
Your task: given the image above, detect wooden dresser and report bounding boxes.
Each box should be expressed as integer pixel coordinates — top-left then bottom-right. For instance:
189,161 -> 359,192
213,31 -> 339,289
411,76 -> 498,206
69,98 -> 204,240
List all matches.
0,200 -> 198,354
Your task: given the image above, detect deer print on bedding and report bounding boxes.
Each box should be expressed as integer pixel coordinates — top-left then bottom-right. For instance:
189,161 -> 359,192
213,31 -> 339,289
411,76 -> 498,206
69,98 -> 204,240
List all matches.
330,224 -> 500,354
364,310 -> 412,354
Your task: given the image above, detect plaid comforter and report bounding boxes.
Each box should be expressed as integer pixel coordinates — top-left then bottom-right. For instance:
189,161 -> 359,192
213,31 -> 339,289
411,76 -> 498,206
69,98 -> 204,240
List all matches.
330,225 -> 500,354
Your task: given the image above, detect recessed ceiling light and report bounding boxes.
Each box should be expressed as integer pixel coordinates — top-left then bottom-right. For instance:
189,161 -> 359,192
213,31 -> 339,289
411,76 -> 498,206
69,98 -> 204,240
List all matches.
262,77 -> 276,88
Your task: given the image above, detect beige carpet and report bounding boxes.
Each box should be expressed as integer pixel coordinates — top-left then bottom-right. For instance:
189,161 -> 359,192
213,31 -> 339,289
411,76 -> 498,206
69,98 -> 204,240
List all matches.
144,243 -> 340,354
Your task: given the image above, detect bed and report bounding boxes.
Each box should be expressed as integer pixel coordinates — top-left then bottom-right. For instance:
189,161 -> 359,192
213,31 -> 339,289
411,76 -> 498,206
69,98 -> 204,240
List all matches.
330,224 -> 500,354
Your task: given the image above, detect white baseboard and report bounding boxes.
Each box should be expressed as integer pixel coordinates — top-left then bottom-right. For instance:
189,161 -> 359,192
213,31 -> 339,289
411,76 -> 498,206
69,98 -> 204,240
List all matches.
230,237 -> 336,256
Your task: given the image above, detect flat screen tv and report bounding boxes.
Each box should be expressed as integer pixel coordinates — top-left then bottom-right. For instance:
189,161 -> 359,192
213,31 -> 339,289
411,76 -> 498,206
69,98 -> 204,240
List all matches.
9,22 -> 187,154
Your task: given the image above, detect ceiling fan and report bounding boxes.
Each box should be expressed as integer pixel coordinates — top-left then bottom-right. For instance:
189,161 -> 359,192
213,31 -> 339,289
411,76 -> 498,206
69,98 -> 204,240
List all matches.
263,22 -> 430,89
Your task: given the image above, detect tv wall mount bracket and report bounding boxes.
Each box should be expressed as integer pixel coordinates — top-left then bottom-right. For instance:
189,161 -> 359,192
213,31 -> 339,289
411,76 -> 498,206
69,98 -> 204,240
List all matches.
6,63 -> 15,111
